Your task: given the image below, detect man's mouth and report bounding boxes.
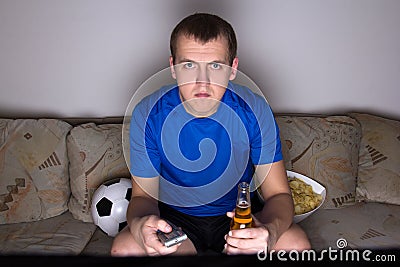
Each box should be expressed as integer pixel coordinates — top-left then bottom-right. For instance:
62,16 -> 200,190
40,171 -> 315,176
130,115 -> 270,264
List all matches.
195,92 -> 210,98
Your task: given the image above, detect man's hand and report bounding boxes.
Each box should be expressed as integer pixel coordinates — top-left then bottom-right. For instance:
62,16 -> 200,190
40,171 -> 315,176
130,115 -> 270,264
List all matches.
224,211 -> 277,255
131,215 -> 182,256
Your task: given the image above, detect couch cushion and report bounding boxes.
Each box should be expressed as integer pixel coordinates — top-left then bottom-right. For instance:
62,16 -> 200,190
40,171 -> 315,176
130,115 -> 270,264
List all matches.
80,228 -> 113,256
0,119 -> 72,224
349,113 -> 400,205
276,115 -> 361,209
0,211 -> 96,255
67,123 -> 131,222
279,129 -> 293,171
300,202 -> 400,251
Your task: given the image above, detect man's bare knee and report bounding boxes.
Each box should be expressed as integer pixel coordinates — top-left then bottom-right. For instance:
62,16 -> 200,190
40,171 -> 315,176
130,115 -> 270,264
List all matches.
110,227 -> 146,257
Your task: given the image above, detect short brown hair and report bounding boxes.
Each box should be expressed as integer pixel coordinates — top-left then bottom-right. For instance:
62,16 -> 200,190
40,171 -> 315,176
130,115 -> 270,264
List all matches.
170,13 -> 237,65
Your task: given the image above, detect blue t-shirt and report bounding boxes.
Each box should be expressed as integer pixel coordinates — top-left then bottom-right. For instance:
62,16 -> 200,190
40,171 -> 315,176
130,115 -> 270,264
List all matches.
129,82 -> 282,216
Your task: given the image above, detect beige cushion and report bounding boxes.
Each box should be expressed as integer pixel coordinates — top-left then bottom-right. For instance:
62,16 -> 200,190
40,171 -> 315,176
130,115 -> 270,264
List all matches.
0,211 -> 96,255
276,115 -> 361,209
80,228 -> 113,256
350,113 -> 400,205
0,119 -> 72,224
300,202 -> 400,251
279,128 -> 293,170
67,123 -> 130,222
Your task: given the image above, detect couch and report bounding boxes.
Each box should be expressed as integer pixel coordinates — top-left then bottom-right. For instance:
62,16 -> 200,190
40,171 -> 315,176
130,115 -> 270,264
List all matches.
0,112 -> 399,257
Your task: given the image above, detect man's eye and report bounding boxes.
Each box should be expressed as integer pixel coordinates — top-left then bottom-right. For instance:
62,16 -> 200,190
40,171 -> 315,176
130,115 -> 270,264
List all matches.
210,63 -> 221,70
184,62 -> 194,69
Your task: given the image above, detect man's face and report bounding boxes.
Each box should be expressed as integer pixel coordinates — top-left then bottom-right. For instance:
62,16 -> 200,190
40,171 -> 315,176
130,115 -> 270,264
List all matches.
169,35 -> 238,117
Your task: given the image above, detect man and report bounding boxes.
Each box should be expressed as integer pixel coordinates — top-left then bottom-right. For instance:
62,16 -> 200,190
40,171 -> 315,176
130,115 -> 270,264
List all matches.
111,12 -> 310,256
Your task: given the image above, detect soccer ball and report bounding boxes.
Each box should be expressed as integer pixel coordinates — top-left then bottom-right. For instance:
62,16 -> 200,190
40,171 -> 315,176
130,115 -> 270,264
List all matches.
91,178 -> 132,237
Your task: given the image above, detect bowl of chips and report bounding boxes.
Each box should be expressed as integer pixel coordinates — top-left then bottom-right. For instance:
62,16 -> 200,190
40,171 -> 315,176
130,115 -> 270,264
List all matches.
287,171 -> 326,223
256,170 -> 326,223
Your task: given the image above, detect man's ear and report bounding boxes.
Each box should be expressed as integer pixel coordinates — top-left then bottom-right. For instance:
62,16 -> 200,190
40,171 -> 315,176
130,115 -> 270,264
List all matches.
229,57 -> 239,80
169,56 -> 176,79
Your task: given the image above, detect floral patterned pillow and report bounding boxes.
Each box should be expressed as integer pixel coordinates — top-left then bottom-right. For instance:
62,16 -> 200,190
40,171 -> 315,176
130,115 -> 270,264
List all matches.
275,115 -> 361,209
0,119 -> 72,224
349,113 -> 400,205
67,123 -> 131,222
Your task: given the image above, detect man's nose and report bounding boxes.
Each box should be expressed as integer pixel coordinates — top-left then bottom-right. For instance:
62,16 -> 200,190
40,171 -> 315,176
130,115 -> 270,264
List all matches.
196,65 -> 210,84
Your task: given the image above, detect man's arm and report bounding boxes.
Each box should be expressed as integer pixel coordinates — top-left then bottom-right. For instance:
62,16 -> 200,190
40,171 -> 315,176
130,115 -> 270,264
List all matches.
224,160 -> 294,254
254,160 -> 294,248
126,175 -> 173,240
123,175 -> 177,254
127,175 -> 160,223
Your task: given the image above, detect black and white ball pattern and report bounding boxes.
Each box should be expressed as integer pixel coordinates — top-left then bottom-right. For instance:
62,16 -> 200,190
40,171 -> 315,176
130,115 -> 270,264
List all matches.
91,178 -> 132,237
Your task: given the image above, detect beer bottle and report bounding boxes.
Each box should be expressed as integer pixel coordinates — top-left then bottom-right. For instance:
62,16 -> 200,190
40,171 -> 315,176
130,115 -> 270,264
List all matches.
230,182 -> 254,230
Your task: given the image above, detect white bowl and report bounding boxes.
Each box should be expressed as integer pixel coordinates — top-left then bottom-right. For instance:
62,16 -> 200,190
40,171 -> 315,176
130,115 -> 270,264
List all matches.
287,171 -> 326,223
256,170 -> 326,223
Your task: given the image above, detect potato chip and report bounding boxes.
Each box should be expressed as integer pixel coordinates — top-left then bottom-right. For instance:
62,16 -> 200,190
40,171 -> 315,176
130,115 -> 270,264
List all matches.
288,177 -> 322,215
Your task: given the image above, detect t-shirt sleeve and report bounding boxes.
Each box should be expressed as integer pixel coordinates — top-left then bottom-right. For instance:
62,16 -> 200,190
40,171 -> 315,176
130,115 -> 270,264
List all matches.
250,98 -> 283,165
129,102 -> 160,178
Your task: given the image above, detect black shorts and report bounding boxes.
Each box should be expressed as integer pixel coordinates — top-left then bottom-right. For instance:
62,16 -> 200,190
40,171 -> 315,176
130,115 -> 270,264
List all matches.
158,195 -> 264,255
158,202 -> 230,254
